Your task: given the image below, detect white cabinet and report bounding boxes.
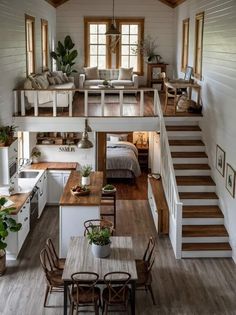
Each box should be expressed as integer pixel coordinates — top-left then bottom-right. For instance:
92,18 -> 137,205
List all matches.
6,197 -> 30,260
149,132 -> 160,174
0,138 -> 18,185
47,171 -> 71,204
148,179 -> 158,231
37,171 -> 48,217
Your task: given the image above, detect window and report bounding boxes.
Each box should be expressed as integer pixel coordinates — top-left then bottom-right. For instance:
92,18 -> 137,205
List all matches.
25,14 -> 35,75
84,18 -> 109,68
181,18 -> 189,71
84,18 -> 144,74
41,19 -> 48,70
194,12 -> 204,79
117,20 -> 144,74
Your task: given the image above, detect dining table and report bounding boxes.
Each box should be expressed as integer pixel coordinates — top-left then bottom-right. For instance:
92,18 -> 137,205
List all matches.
62,236 -> 138,315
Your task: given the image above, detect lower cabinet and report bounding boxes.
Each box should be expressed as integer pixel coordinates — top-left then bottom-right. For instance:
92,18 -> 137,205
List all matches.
148,179 -> 159,231
6,197 -> 30,260
38,171 -> 48,217
47,171 -> 71,204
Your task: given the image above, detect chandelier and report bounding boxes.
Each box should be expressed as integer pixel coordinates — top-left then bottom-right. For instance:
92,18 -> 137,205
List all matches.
105,0 -> 120,52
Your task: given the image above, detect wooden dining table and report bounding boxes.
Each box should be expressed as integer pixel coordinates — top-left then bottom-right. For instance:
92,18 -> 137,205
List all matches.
62,236 -> 138,315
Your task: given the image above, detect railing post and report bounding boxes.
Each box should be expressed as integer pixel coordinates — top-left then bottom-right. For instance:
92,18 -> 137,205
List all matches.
33,91 -> 39,117
119,90 -> 123,116
20,91 -> 25,116
69,91 -> 73,117
84,90 -> 88,117
13,91 -> 18,115
53,91 -> 57,117
140,90 -> 144,116
101,90 -> 105,116
154,89 -> 158,115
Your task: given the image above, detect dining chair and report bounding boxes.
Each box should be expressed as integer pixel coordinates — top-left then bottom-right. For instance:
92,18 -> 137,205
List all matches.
162,72 -> 184,113
83,219 -> 114,236
70,272 -> 100,315
135,236 -> 156,305
46,238 -> 65,270
39,248 -> 64,307
102,272 -> 131,315
101,190 -> 117,229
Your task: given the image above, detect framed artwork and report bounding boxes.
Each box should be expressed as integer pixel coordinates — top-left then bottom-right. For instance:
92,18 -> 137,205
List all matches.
226,164 -> 235,198
216,145 -> 225,177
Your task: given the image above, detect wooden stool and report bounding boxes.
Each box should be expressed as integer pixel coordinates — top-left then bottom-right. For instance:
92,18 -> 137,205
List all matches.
101,191 -> 116,229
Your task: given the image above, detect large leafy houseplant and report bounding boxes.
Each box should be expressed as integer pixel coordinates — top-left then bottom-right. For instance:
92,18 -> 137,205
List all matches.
0,197 -> 22,275
50,35 -> 78,76
87,225 -> 112,258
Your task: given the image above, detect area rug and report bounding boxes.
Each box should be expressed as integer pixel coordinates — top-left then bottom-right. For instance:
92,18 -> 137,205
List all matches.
88,94 -> 138,104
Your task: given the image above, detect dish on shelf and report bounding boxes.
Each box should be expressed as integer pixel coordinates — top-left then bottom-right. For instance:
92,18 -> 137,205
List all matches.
102,184 -> 116,194
41,139 -> 54,144
71,185 -> 90,196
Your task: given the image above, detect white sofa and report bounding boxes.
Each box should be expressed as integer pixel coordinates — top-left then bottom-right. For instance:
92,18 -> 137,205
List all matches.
24,71 -> 75,108
79,68 -> 139,89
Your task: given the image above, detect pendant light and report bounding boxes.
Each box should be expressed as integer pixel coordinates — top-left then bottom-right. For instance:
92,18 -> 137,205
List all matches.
77,119 -> 93,149
105,0 -> 120,36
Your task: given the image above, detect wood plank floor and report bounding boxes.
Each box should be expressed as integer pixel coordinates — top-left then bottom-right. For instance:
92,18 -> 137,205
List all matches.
1,198 -> 236,315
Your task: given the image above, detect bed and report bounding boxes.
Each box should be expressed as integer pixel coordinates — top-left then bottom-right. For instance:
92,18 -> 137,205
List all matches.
106,133 -> 141,179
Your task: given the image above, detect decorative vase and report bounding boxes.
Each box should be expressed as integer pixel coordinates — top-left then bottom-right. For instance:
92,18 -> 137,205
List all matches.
91,243 -> 111,258
0,250 -> 6,276
81,176 -> 90,186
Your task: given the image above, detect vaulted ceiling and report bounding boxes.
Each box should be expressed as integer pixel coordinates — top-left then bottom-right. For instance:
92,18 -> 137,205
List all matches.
45,0 -> 186,8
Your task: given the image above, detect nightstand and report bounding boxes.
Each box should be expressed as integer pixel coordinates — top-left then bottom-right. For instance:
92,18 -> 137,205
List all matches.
136,143 -> 149,170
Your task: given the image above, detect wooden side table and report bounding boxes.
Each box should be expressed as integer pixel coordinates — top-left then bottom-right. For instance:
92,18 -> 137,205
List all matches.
147,63 -> 168,91
136,143 -> 149,170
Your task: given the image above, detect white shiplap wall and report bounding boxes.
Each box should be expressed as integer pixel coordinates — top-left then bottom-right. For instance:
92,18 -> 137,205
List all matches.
175,0 -> 236,261
56,0 -> 176,83
0,0 -> 56,125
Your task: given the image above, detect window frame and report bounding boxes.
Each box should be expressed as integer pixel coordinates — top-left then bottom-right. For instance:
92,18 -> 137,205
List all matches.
25,14 -> 36,75
181,18 -> 189,72
194,12 -> 204,80
84,17 -> 111,69
116,18 -> 144,75
41,19 -> 49,70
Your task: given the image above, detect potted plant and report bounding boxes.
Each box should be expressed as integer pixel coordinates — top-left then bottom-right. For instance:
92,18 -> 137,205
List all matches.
31,147 -> 41,164
0,197 -> 22,276
81,164 -> 93,186
50,35 -> 78,76
5,125 -> 17,144
0,127 -> 8,147
134,35 -> 159,63
87,225 -> 111,258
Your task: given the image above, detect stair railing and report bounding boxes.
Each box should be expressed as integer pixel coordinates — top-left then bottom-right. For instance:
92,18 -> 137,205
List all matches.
155,90 -> 183,259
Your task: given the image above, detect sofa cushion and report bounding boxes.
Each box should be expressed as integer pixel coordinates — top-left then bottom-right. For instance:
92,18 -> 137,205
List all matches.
118,67 -> 133,80
84,67 -> 99,80
111,80 -> 134,87
99,69 -> 119,80
49,82 -> 75,89
84,80 -> 104,87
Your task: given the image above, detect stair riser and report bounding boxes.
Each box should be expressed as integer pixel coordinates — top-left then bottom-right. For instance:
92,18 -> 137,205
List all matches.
170,146 -> 205,152
182,236 -> 229,243
181,199 -> 219,206
173,157 -> 208,164
167,131 -> 202,138
164,118 -> 202,125
178,185 -> 216,193
182,218 -> 224,225
182,250 -> 232,258
175,170 -> 211,176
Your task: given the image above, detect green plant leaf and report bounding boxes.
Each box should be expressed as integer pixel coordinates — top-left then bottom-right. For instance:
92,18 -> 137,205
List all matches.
57,41 -> 66,57
64,35 -> 74,50
50,51 -> 58,60
0,240 -> 7,250
68,50 -> 78,63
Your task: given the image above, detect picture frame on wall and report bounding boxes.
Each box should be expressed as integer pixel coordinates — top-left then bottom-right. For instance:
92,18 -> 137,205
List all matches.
216,145 -> 225,176
226,164 -> 235,198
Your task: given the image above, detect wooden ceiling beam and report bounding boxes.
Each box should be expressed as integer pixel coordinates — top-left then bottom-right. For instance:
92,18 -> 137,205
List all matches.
44,0 -> 70,8
158,0 -> 187,8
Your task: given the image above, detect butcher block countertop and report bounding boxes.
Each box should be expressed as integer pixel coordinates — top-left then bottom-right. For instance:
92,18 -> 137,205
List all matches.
4,193 -> 31,215
60,171 -> 103,206
27,162 -> 78,170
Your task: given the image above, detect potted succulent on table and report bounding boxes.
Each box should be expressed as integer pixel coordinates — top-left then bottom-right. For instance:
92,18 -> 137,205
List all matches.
87,224 -> 111,258
0,197 -> 22,276
31,147 -> 41,164
80,164 -> 93,186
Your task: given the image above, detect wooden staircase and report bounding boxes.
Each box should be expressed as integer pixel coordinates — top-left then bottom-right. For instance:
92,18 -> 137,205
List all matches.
165,118 -> 232,258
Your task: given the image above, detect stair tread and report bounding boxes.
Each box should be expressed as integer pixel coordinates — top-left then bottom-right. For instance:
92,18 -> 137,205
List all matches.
182,243 -> 232,251
183,206 -> 224,218
174,164 -> 211,170
171,151 -> 208,158
176,176 -> 215,186
169,140 -> 204,146
180,192 -> 218,199
166,125 -> 201,131
182,225 -> 228,237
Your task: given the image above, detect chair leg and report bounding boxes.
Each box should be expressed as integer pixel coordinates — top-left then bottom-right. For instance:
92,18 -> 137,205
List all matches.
148,284 -> 156,305
70,302 -> 74,315
102,299 -> 105,314
95,301 -> 99,315
104,302 -> 108,315
43,285 -> 50,307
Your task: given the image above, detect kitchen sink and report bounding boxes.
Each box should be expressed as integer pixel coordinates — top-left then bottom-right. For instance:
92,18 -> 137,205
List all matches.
18,171 -> 40,178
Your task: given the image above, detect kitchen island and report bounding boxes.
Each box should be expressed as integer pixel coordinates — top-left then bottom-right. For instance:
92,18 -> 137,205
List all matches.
59,171 -> 103,257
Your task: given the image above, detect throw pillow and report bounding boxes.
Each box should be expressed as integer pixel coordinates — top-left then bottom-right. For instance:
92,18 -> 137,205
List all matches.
28,75 -> 41,89
118,67 -> 133,80
54,76 -> 63,84
48,76 -> 56,85
62,73 -> 70,83
84,66 -> 99,80
35,74 -> 49,89
24,78 -> 32,89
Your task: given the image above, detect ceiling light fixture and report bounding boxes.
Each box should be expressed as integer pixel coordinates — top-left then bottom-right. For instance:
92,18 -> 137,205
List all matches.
77,119 -> 93,149
105,0 -> 120,52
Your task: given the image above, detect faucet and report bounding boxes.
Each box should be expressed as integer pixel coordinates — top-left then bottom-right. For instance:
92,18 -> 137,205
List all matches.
18,158 -> 31,170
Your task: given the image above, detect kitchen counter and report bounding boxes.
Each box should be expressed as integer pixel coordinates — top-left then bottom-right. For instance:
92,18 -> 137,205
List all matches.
27,162 -> 78,171
60,171 -> 103,206
4,193 -> 31,215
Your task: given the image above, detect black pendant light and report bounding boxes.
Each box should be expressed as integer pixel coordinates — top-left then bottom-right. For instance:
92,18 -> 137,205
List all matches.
105,0 -> 120,36
77,119 -> 93,149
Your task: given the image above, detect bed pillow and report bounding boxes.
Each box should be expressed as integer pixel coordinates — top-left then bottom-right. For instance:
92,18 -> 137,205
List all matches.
110,135 -> 121,142
118,67 -> 133,80
107,133 -> 128,141
84,66 -> 99,80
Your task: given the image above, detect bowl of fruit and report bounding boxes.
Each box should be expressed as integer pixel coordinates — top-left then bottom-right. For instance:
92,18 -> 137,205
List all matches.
102,184 -> 116,194
71,185 -> 90,196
